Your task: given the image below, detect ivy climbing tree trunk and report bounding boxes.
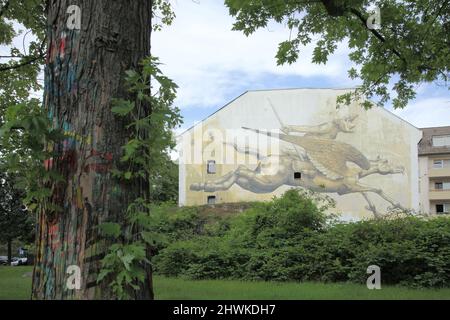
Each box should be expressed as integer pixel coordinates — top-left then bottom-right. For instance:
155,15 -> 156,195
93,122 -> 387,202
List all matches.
32,0 -> 153,299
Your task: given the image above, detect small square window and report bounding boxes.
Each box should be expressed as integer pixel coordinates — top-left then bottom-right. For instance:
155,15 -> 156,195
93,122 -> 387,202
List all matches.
207,196 -> 216,205
435,182 -> 443,190
294,172 -> 301,180
207,160 -> 216,174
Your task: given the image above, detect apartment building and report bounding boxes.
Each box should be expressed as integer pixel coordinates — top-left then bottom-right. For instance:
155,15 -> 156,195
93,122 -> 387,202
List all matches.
418,126 -> 450,214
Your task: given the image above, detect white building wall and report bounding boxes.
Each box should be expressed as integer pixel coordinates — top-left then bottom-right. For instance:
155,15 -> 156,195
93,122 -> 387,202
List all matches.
418,156 -> 430,213
179,88 -> 423,219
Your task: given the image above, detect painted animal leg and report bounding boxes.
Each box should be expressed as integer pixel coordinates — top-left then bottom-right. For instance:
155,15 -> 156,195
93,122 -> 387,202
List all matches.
352,183 -> 411,213
361,192 -> 381,218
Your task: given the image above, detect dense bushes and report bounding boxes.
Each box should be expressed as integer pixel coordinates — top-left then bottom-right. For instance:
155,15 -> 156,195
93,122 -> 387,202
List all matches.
151,190 -> 450,288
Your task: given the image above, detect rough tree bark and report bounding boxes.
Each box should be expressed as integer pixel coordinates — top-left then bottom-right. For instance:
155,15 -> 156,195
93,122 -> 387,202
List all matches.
32,0 -> 153,299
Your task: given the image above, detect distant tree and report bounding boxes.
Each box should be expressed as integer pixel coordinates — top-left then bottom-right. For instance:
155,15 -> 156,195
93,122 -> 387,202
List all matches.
150,156 -> 178,203
225,0 -> 449,109
0,172 -> 34,264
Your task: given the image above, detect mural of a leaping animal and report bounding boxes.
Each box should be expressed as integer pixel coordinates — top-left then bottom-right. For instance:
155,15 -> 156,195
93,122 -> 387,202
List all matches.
189,99 -> 410,217
190,127 -> 409,218
262,127 -> 409,216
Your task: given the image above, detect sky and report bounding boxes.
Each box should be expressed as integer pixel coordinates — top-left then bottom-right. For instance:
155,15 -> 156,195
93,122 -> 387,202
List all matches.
1,1 -> 448,133
152,0 -> 450,134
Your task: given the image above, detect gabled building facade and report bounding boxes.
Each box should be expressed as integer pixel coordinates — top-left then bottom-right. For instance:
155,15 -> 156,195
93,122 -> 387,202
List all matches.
178,88 -> 425,220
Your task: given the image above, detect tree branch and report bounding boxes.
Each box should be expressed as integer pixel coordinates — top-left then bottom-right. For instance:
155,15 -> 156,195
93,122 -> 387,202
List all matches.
0,0 -> 10,17
0,38 -> 46,72
348,8 -> 407,66
318,1 -> 407,66
0,55 -> 24,58
0,53 -> 44,72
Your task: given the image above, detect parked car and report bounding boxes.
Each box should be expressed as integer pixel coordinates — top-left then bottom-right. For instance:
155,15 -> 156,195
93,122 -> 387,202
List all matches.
0,256 -> 8,265
11,257 -> 28,266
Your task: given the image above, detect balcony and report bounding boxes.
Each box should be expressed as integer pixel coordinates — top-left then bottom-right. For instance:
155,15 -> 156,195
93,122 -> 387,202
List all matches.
429,167 -> 450,178
429,189 -> 450,201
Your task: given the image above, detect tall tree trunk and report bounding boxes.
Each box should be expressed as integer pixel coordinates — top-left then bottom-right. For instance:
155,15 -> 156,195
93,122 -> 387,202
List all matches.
32,0 -> 152,299
7,239 -> 12,264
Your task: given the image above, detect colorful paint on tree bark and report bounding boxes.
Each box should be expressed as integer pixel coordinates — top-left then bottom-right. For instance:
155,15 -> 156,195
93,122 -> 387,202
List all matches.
32,0 -> 153,300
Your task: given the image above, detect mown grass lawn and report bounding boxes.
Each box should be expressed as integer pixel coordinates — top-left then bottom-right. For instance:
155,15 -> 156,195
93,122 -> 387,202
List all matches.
0,266 -> 33,300
1,266 -> 450,300
153,276 -> 450,300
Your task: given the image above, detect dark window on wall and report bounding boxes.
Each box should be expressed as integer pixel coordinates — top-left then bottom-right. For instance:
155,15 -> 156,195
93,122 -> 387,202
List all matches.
207,160 -> 216,174
436,204 -> 444,213
294,172 -> 301,180
207,196 -> 216,205
436,182 -> 443,190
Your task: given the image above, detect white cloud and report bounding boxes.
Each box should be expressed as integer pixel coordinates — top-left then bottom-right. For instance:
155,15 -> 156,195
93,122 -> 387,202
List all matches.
392,97 -> 450,128
153,1 -> 352,109
3,2 -> 447,129
153,2 -> 449,128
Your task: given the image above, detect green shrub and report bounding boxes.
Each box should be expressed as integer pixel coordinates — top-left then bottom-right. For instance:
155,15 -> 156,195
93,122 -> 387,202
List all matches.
152,240 -> 199,277
152,190 -> 450,288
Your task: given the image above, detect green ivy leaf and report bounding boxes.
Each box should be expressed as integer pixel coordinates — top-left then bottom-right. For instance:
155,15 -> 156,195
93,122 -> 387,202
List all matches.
124,171 -> 132,180
111,99 -> 135,116
99,222 -> 121,238
97,268 -> 112,283
120,254 -> 134,271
